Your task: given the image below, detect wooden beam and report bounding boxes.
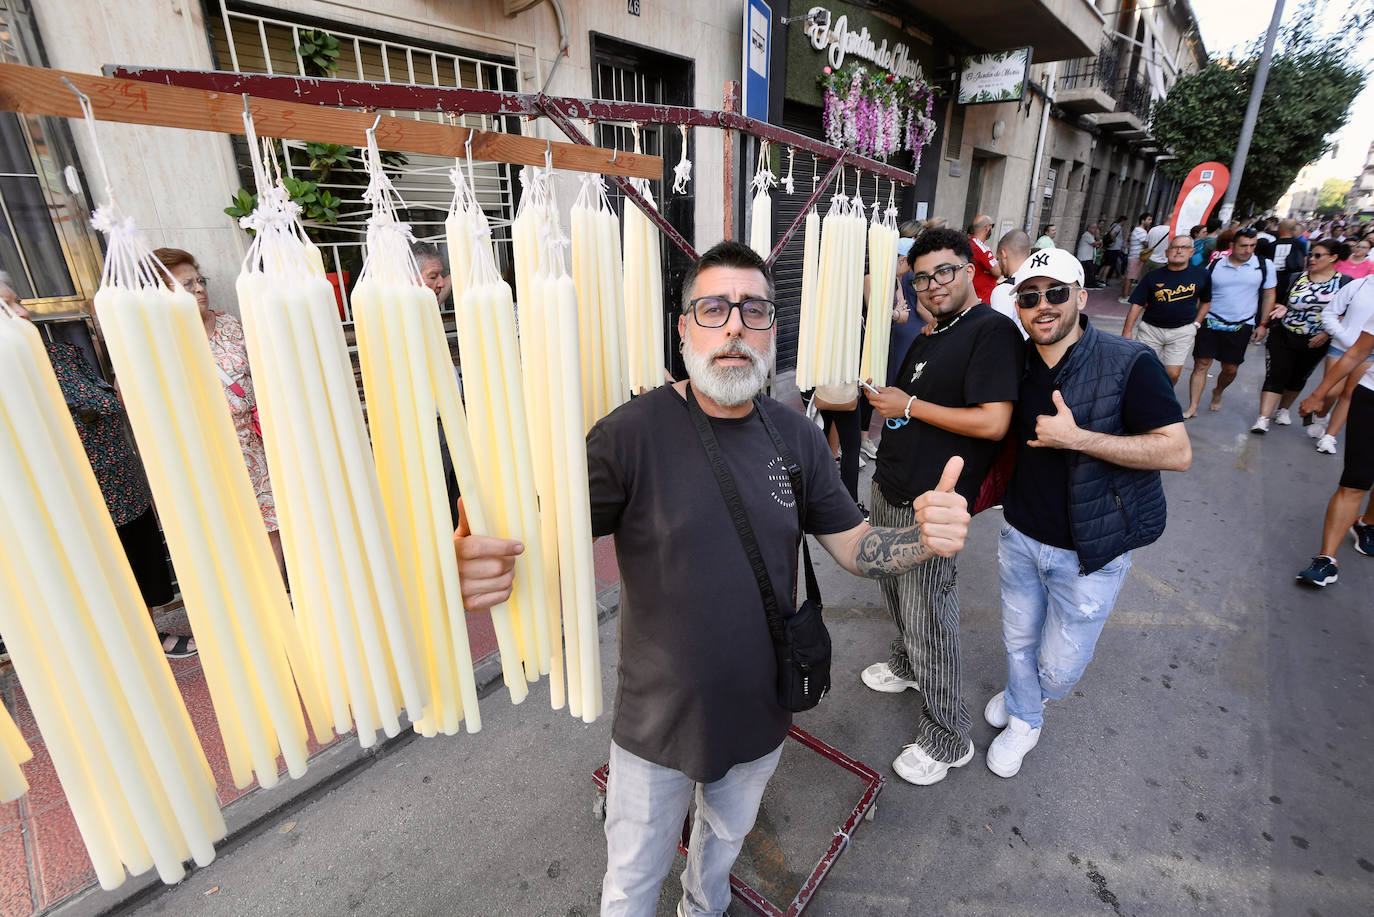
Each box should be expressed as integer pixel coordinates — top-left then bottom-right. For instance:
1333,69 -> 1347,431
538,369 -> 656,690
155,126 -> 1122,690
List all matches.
0,63 -> 661,179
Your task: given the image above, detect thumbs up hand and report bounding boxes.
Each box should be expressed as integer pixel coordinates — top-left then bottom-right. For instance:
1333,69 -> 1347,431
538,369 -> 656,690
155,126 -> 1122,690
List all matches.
1028,389 -> 1084,451
910,455 -> 970,558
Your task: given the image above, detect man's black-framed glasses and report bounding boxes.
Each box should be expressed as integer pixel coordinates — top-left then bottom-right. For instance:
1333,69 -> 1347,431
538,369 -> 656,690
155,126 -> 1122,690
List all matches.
687,296 -> 777,330
910,262 -> 968,291
1014,284 -> 1075,310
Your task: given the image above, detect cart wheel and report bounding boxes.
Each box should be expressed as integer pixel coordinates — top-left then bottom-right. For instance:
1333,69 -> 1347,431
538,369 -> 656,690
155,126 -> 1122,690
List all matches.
864,804 -> 876,822
593,791 -> 607,821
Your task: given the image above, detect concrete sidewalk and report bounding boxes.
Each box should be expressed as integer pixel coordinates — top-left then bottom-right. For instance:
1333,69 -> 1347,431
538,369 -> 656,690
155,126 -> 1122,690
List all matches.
91,303 -> 1374,916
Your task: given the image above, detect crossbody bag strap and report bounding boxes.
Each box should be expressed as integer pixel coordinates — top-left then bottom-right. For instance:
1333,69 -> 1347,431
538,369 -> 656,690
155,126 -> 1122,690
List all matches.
685,385 -> 787,644
753,397 -> 821,608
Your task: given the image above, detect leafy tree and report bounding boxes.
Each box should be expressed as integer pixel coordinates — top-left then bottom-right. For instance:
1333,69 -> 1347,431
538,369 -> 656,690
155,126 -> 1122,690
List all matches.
1315,178 -> 1353,217
1150,1 -> 1371,214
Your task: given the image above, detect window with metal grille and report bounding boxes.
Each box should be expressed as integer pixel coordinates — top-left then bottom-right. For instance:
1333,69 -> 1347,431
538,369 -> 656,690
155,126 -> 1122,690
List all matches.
210,2 -> 531,323
0,0 -> 102,313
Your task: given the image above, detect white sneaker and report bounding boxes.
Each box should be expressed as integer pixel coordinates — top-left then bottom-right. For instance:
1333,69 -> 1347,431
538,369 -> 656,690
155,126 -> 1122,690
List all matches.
859,439 -> 878,460
984,691 -> 1009,728
1275,408 -> 1292,425
1307,419 -> 1328,439
984,691 -> 1048,728
893,741 -> 974,785
986,717 -> 1042,778
861,662 -> 920,694
1250,416 -> 1270,434
1316,433 -> 1338,454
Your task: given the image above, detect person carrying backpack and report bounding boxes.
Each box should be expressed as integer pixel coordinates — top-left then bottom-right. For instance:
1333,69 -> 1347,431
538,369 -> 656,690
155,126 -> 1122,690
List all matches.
1183,228 -> 1277,417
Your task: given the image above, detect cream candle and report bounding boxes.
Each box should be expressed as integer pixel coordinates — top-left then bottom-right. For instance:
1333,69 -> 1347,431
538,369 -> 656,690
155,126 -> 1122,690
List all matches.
0,703 -> 29,803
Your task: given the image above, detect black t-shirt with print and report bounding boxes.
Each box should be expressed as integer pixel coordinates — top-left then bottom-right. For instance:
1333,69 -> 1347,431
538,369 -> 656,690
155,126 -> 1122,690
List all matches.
586,385 -> 863,782
1129,264 -> 1212,328
1003,342 -> 1184,550
874,303 -> 1024,506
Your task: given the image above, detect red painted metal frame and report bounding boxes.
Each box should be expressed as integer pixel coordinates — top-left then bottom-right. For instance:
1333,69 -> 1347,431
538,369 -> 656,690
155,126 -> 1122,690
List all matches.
107,67 -> 917,265
534,92 -> 698,262
104,67 -> 916,187
591,725 -> 884,916
764,155 -> 848,269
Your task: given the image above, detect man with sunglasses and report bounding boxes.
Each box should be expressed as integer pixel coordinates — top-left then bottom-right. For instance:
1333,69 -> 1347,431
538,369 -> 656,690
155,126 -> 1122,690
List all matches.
862,227 -> 1023,786
986,248 -> 1191,778
1123,234 -> 1212,384
1183,227 -> 1276,417
452,241 -> 971,916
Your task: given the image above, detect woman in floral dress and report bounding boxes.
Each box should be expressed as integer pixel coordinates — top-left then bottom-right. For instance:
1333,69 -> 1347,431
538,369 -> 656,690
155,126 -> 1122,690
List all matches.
154,249 -> 286,581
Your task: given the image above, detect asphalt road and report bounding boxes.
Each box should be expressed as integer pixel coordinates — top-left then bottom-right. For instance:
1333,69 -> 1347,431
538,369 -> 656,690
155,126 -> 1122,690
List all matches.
112,325 -> 1374,917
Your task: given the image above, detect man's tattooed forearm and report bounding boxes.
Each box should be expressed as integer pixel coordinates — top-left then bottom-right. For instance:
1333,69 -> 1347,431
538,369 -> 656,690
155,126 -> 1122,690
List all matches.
854,524 -> 931,578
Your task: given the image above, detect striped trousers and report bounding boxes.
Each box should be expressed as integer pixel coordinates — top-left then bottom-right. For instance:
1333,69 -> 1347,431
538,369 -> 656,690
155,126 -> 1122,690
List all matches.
869,481 -> 971,763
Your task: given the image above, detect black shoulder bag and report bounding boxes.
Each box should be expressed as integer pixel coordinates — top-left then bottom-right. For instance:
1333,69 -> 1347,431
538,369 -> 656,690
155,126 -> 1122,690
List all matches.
685,385 -> 830,712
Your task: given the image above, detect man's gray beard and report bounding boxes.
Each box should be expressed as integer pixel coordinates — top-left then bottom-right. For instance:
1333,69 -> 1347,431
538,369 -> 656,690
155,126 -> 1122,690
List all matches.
682,333 -> 776,408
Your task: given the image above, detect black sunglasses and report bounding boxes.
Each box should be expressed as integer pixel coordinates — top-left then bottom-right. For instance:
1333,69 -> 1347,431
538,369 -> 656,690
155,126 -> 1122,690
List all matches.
1015,284 -> 1075,310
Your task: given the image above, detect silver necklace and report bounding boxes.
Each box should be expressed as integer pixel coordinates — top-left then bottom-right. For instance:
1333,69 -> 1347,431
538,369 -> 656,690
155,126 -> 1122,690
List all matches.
927,306 -> 971,335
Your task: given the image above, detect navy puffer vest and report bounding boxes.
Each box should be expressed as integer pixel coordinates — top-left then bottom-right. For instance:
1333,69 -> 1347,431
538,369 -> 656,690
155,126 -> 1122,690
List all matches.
1049,317 -> 1168,574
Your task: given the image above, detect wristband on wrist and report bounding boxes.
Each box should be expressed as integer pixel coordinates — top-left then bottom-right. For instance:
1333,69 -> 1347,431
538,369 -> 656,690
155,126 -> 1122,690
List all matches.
903,395 -> 916,421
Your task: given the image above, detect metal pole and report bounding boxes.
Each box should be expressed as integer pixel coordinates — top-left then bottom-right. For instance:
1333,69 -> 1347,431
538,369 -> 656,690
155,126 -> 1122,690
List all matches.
1218,0 -> 1285,224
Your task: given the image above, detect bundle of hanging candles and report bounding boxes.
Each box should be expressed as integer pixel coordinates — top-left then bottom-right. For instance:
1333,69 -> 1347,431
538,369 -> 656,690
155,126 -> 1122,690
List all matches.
621,126 -> 667,394
94,198 -> 330,795
859,182 -> 902,387
511,160 -> 603,722
570,172 -> 630,430
796,173 -> 868,389
0,90 -> 239,888
509,162 -> 568,709
448,155 -> 562,705
0,291 -> 227,889
748,140 -> 777,262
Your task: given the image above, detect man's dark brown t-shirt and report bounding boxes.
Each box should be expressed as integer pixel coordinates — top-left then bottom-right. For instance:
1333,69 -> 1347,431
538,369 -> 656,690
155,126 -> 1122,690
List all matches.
586,386 -> 863,782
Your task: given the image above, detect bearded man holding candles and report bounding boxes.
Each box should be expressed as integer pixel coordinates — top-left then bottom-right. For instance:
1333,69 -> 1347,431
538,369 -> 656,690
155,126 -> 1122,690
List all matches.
454,240 -> 971,917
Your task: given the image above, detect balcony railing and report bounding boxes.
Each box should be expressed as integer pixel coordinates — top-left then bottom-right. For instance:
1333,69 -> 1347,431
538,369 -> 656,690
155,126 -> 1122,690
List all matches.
1058,43 -> 1119,94
1115,78 -> 1151,122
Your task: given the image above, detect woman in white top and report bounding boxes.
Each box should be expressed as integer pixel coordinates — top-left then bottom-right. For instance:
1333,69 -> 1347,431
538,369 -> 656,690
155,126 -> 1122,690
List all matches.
1313,272 -> 1374,452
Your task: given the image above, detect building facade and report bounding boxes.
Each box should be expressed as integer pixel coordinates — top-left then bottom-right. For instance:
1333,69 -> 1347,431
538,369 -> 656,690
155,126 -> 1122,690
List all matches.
5,0 -> 1204,357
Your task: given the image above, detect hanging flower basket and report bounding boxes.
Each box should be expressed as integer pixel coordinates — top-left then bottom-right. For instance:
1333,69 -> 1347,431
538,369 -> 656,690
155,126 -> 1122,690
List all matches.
820,64 -> 938,166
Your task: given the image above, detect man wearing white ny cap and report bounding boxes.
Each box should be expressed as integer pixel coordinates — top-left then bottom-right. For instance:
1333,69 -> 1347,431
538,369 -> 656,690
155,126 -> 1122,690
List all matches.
984,247 -> 1192,778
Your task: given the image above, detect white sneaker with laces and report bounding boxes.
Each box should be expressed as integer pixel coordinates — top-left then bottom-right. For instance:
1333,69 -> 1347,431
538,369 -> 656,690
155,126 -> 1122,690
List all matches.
861,662 -> 920,694
985,691 -> 1048,728
1316,433 -> 1338,454
1275,408 -> 1292,425
859,439 -> 878,460
1251,416 -> 1270,434
984,691 -> 1008,728
986,717 -> 1042,778
893,741 -> 974,785
1308,419 -> 1328,439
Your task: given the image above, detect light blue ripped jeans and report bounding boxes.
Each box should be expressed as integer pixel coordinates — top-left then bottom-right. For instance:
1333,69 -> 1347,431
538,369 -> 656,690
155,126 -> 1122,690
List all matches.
997,524 -> 1132,729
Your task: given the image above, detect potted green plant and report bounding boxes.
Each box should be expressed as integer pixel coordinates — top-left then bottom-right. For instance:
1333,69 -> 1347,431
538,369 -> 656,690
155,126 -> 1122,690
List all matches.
296,29 -> 341,78
227,140 -> 413,318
